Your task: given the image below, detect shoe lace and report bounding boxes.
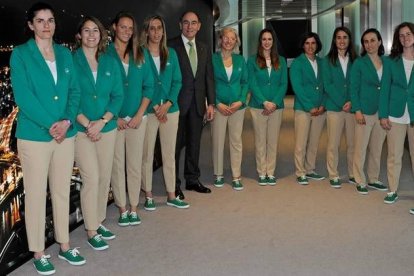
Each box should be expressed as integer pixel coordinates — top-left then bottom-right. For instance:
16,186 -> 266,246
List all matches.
332,177 -> 339,182
175,197 -> 182,202
130,212 -> 138,218
39,255 -> 51,266
120,211 -> 128,219
146,198 -> 154,204
69,247 -> 80,257
387,192 -> 395,197
93,235 -> 103,242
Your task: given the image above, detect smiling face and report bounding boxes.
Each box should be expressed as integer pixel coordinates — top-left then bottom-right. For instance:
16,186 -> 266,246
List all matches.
399,26 -> 414,49
261,31 -> 273,51
220,29 -> 237,52
113,17 -> 134,44
363,32 -> 381,55
80,20 -> 100,49
335,30 -> 349,52
28,9 -> 55,40
148,18 -> 163,45
179,12 -> 201,40
303,37 -> 317,57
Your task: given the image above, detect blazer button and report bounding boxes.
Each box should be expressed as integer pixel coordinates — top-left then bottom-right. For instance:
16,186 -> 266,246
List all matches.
344,84 -> 347,88
54,96 -> 58,100
94,95 -> 97,99
125,83 -> 129,87
158,81 -> 162,85
377,86 -> 381,90
316,86 -> 319,90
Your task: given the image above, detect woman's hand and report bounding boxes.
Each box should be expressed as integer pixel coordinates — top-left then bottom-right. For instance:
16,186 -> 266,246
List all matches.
230,101 -> 242,113
87,120 -> 105,138
217,103 -> 232,116
380,118 -> 392,130
355,111 -> 366,125
127,114 -> 143,129
342,101 -> 351,113
263,101 -> 276,113
155,101 -> 172,120
117,118 -> 129,130
49,120 -> 70,143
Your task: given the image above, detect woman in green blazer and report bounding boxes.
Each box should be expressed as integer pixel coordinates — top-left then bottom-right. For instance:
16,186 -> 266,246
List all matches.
211,27 -> 248,191
379,22 -> 414,205
107,12 -> 154,227
10,3 -> 85,274
290,32 -> 326,185
350,28 -> 389,195
73,16 -> 123,250
322,26 -> 357,188
247,28 -> 287,186
141,15 -> 189,210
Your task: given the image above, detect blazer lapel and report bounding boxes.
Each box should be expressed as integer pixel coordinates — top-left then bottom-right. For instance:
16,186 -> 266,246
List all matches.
77,49 -> 96,89
28,39 -> 56,86
363,55 -> 380,83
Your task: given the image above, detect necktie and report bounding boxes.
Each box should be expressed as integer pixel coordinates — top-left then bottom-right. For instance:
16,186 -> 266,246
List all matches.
188,41 -> 197,76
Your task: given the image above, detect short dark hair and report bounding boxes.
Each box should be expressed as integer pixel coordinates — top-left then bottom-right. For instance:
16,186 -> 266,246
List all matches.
299,32 -> 322,54
179,11 -> 201,23
26,2 -> 55,23
360,28 -> 385,56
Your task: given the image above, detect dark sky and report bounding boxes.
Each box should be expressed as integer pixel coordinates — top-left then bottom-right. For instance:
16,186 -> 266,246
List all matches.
0,0 -> 214,45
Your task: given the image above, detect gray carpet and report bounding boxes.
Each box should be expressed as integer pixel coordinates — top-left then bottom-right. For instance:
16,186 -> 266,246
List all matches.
12,96 -> 414,276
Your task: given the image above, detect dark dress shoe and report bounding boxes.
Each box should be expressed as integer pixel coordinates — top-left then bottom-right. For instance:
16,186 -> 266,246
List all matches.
186,181 -> 211,193
175,187 -> 185,200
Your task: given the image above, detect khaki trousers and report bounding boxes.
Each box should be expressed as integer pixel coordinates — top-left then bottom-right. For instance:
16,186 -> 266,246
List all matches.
386,122 -> 414,192
294,110 -> 326,177
326,111 -> 355,179
250,108 -> 283,176
18,137 -> 74,252
353,113 -> 386,185
75,130 -> 116,230
142,112 -> 179,193
211,108 -> 245,177
111,117 -> 147,207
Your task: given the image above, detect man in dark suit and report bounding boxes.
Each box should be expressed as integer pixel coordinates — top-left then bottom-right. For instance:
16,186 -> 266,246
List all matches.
169,11 -> 215,199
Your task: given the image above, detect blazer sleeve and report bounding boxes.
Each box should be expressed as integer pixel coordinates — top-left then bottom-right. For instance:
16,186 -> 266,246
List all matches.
247,57 -> 266,106
105,59 -> 124,117
272,57 -> 288,107
142,55 -> 155,101
378,56 -> 391,119
240,58 -> 249,104
10,47 -> 55,129
290,58 -> 315,112
168,49 -> 182,104
350,59 -> 362,113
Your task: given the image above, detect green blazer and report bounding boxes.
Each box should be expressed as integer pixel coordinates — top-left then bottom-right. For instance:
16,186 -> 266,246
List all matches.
146,47 -> 182,113
247,54 -> 288,109
10,39 -> 80,141
73,48 -> 123,133
322,56 -> 353,112
290,53 -> 325,112
107,44 -> 154,118
350,55 -> 390,115
212,52 -> 248,108
379,56 -> 414,121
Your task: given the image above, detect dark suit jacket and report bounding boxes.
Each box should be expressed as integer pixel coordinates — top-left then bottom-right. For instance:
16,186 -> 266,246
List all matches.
168,36 -> 215,117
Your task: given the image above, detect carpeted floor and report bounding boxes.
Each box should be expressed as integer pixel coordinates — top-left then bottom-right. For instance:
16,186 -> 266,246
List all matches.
11,96 -> 414,276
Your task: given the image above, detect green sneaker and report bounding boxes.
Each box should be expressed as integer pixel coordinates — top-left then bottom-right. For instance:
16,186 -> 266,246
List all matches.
349,177 -> 357,184
97,224 -> 116,240
356,185 -> 368,195
214,176 -> 224,187
297,176 -> 309,185
267,175 -> 277,186
232,179 -> 244,191
330,177 -> 341,189
144,197 -> 156,211
58,248 -> 86,266
258,176 -> 267,186
410,209 -> 414,215
368,181 -> 388,191
384,192 -> 398,204
128,211 -> 141,225
33,255 -> 55,275
305,172 -> 325,180
87,234 -> 109,251
118,211 -> 129,227
167,197 -> 190,209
